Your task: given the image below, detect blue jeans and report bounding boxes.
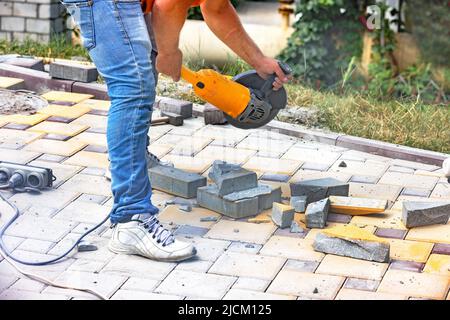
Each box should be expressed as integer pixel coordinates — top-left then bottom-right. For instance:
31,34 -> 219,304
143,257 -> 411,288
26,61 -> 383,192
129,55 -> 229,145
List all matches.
62,0 -> 159,223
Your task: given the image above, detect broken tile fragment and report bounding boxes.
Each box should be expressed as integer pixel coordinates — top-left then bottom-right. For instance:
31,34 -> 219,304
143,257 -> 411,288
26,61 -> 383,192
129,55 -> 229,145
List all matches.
223,184 -> 272,202
271,202 -> 295,229
290,178 -> 348,205
313,224 -> 390,263
329,196 -> 387,215
290,196 -> 307,213
305,198 -> 330,229
402,201 -> 450,228
208,160 -> 257,196
290,221 -> 304,234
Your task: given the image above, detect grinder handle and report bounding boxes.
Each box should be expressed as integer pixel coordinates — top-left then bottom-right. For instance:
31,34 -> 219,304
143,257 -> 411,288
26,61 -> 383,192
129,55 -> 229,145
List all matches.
259,61 -> 292,98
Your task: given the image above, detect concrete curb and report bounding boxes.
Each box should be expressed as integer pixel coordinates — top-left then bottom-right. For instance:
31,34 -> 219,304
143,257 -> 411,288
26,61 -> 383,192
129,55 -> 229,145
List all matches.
1,63 -> 447,167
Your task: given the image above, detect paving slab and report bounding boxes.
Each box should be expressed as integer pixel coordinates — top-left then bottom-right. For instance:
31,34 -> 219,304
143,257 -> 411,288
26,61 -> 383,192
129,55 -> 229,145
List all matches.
24,139 -> 87,157
205,220 -> 276,245
60,173 -> 111,196
402,201 -> 450,228
336,288 -> 406,300
63,151 -> 109,169
41,91 -> 93,103
305,198 -> 330,229
243,156 -> 302,175
423,254 -> 450,276
158,205 -> 221,228
28,121 -> 88,137
388,239 -> 433,263
260,236 -> 324,262
290,177 -> 349,205
38,105 -> 91,120
223,289 -> 295,300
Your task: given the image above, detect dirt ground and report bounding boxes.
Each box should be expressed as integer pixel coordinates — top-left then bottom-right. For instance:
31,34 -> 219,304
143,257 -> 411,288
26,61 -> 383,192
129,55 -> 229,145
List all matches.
0,89 -> 48,115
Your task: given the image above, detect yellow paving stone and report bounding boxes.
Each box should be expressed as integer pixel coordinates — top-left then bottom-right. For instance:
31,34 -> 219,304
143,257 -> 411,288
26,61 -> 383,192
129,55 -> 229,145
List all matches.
430,183 -> 450,199
161,155 -> 212,173
0,76 -> 24,89
24,139 -> 87,157
329,196 -> 387,215
379,171 -> 439,190
290,170 -> 352,183
60,173 -> 111,196
28,121 -> 88,137
260,236 -> 324,262
320,224 -> 389,246
336,289 -> 407,300
63,151 -> 109,169
415,169 -> 445,178
1,114 -> 50,126
41,91 -> 93,103
205,220 -> 276,245
0,129 -> 45,145
38,105 -> 91,119
377,269 -> 449,300
316,255 -> 388,280
351,209 -> 407,230
196,145 -> 256,165
267,270 -> 345,300
330,159 -> 388,177
423,254 -> 450,276
282,147 -> 340,164
71,114 -> 107,130
349,183 -> 402,202
405,224 -> 450,244
388,239 -> 433,263
247,211 -> 272,224
158,205 -> 221,228
148,145 -> 172,159
73,99 -> 110,111
71,132 -> 107,147
243,156 -> 302,175
305,222 -> 366,241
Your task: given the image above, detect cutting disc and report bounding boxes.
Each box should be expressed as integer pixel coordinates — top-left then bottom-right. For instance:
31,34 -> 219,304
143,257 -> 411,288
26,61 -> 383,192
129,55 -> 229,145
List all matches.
224,70 -> 287,129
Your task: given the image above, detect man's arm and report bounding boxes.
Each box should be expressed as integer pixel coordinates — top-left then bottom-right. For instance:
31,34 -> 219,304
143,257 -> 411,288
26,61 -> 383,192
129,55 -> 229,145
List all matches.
200,0 -> 289,89
151,0 -> 193,81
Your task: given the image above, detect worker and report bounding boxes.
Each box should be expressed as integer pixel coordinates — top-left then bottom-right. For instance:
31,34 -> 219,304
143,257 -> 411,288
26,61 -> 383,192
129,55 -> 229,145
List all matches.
61,0 -> 290,262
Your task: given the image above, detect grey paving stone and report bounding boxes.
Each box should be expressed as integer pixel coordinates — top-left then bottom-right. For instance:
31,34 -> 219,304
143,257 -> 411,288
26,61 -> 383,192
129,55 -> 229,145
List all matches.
258,185 -> 282,211
223,184 -> 272,202
227,242 -> 262,255
77,193 -> 108,204
233,277 -> 270,292
350,175 -> 379,184
49,61 -> 98,82
17,239 -> 55,254
290,196 -> 307,212
0,275 -> 18,293
173,225 -> 210,237
290,178 -> 349,204
37,154 -> 66,163
271,203 -> 295,229
402,201 -> 450,228
260,173 -> 290,183
208,160 -> 257,196
284,259 -> 319,273
157,97 -> 193,119
344,278 -> 379,291
197,185 -> 259,219
0,289 -> 69,300
148,164 -> 206,198
401,187 -> 431,198
305,198 -> 330,229
313,233 -> 390,263
389,260 -> 424,273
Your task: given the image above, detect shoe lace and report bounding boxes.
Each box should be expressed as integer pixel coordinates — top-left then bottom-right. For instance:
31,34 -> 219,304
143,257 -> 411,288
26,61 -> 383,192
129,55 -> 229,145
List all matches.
141,216 -> 174,247
146,152 -> 161,163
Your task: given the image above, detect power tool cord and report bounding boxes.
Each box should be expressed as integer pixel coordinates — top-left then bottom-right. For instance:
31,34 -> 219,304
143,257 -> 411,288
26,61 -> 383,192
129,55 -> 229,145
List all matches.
0,191 -> 109,300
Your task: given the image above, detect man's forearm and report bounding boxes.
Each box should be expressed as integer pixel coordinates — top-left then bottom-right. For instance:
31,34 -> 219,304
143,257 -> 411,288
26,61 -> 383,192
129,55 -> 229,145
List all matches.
152,0 -> 192,54
201,1 -> 265,68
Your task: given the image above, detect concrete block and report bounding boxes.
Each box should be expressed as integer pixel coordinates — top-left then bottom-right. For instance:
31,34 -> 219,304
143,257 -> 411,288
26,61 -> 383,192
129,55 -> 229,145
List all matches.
1,17 -> 25,32
290,177 -> 349,204
290,196 -> 307,213
0,2 -> 13,16
49,61 -> 98,83
3,57 -> 44,71
313,224 -> 390,263
197,185 -> 259,219
13,3 -> 38,17
223,184 -> 272,202
39,3 -> 62,19
271,202 -> 295,229
208,160 -> 257,196
148,164 -> 206,199
157,97 -> 192,119
402,201 -> 450,228
305,198 -> 330,229
258,185 -> 282,211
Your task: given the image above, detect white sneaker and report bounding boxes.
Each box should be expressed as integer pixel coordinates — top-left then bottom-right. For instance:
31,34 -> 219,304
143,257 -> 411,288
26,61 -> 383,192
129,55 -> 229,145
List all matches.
108,214 -> 196,262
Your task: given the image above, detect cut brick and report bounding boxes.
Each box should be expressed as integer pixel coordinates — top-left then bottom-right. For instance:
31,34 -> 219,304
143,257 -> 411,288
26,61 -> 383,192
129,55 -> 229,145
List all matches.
402,201 -> 450,228
271,202 -> 295,229
148,164 -> 206,198
313,224 -> 390,263
157,97 -> 192,119
290,196 -> 307,212
49,61 -> 98,83
305,198 -> 330,229
197,185 -> 259,219
208,160 -> 257,196
290,178 -> 349,204
329,196 -> 388,215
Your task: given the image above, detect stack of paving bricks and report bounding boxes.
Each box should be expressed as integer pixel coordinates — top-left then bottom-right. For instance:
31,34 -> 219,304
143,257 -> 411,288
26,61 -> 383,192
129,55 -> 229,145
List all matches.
0,0 -> 65,43
0,85 -> 449,300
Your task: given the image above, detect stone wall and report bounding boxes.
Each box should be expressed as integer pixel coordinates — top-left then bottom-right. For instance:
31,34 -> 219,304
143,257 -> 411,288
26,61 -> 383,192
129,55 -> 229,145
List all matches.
0,0 -> 66,43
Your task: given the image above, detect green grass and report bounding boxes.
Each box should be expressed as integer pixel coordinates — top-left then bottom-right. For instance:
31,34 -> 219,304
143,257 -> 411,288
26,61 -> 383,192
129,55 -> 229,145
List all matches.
2,38 -> 448,153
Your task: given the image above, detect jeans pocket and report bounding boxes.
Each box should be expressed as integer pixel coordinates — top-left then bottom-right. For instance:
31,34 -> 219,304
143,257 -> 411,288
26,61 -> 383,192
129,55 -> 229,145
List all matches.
62,0 -> 96,50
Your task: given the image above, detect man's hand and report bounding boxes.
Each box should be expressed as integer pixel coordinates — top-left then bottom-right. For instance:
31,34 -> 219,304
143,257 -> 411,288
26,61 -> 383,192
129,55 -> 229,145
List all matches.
254,56 -> 291,91
156,49 -> 183,81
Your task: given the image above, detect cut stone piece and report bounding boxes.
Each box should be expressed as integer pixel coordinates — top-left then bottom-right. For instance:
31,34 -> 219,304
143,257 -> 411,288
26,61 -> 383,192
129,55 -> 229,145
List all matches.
258,185 -> 282,211
157,97 -> 192,119
290,196 -> 307,212
305,198 -> 330,229
290,221 -> 304,233
402,201 -> 450,228
223,184 -> 272,202
148,164 -> 206,198
208,160 -> 257,196
271,202 -> 295,229
313,224 -> 390,263
329,196 -> 387,215
197,185 -> 259,219
290,178 -> 349,204
49,61 -> 98,83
